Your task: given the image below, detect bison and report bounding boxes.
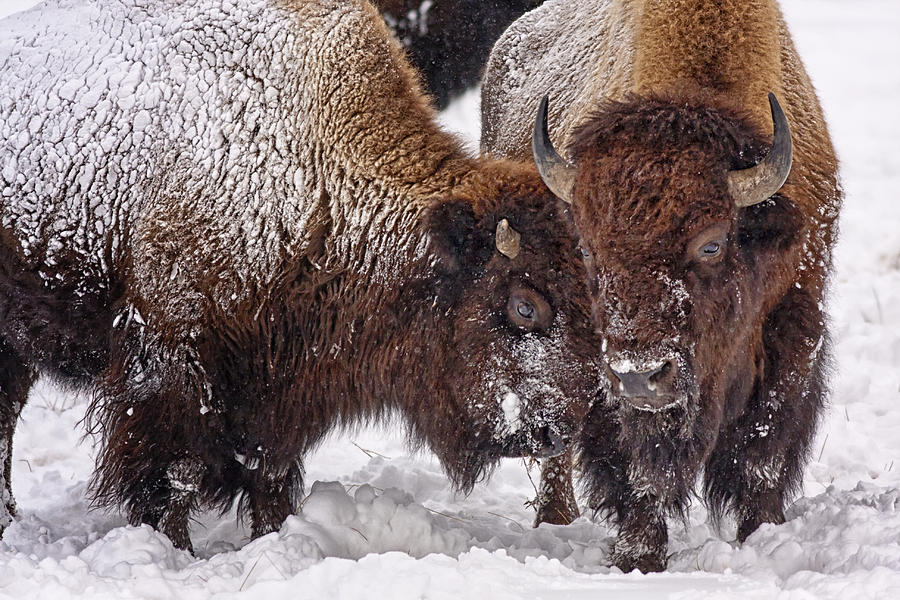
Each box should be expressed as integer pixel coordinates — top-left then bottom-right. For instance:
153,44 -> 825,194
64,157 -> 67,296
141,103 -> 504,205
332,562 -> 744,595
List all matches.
0,0 -> 603,551
481,0 -> 841,572
374,0 -> 544,108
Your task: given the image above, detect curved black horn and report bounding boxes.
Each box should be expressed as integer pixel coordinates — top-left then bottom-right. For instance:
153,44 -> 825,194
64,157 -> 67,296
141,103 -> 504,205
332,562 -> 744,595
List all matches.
532,95 -> 576,204
728,93 -> 793,208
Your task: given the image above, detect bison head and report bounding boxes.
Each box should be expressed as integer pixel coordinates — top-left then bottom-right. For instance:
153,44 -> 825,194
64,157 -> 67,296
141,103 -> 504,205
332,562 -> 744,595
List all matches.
420,164 -> 603,491
531,94 -> 801,433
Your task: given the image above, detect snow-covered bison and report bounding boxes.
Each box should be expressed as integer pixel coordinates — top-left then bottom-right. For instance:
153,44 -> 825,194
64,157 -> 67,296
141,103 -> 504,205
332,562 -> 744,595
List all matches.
374,0 -> 543,108
481,0 -> 841,572
0,0 -> 603,550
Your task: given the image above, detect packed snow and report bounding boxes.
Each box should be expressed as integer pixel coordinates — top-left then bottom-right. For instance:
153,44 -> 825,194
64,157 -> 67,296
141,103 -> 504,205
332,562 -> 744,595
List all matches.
2,0 -> 900,598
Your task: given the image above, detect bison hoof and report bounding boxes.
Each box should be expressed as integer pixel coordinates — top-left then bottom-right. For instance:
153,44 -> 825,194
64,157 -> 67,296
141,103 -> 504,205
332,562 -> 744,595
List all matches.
737,507 -> 786,543
157,511 -> 195,555
166,529 -> 195,555
612,550 -> 666,574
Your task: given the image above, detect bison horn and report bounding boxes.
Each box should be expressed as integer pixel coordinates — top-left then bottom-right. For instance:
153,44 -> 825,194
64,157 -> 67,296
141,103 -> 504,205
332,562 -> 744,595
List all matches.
728,93 -> 793,208
496,219 -> 521,259
532,95 -> 576,204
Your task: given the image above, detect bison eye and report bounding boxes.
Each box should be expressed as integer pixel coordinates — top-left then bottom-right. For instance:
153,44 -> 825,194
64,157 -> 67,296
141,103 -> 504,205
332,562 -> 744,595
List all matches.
700,241 -> 722,257
506,287 -> 553,331
687,223 -> 730,265
516,301 -> 535,319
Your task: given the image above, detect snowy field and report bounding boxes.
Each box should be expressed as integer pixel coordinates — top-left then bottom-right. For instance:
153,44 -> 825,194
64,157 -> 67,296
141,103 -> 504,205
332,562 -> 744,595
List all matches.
2,0 -> 899,598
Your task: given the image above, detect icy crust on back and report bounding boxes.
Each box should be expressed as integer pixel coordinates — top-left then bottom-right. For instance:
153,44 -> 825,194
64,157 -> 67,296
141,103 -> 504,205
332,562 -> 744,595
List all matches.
0,0 -> 402,317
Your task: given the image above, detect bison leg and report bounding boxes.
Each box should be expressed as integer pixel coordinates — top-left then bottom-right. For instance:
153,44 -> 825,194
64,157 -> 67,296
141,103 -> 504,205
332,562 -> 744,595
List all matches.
705,290 -> 827,542
90,333 -> 224,553
240,459 -> 304,539
154,458 -> 205,552
0,342 -> 35,533
533,450 -> 579,526
612,494 -> 668,573
102,434 -> 207,554
579,401 -> 669,572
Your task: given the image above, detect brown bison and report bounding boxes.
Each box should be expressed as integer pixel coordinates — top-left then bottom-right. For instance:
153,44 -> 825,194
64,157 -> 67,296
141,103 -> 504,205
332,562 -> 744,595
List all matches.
481,0 -> 841,572
374,0 -> 544,108
0,0 -> 602,551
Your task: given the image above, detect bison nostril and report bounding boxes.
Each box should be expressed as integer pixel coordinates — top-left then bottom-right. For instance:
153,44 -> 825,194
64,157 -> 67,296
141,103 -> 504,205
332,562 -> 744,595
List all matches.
535,425 -> 569,457
605,363 -> 621,387
648,359 -> 674,386
606,357 -> 677,399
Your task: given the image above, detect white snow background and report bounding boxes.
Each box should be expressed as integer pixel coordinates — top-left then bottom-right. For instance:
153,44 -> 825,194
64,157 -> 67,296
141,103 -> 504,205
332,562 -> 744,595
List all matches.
1,0 -> 899,597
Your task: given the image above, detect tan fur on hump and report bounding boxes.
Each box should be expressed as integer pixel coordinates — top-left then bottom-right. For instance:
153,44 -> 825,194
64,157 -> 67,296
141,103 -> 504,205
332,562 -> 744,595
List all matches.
630,0 -> 783,133
277,0 -> 474,194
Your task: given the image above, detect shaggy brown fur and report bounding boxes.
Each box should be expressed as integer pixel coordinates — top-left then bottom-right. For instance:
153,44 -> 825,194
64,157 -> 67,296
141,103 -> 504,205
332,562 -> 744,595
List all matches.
480,0 -> 840,572
374,0 -> 543,108
81,163 -> 601,550
571,97 -> 833,571
0,0 -> 602,550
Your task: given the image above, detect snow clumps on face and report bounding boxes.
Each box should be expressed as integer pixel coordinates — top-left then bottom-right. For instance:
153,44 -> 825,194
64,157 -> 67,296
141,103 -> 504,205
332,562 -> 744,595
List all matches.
482,313 -> 578,447
596,269 -> 691,396
500,391 -> 523,434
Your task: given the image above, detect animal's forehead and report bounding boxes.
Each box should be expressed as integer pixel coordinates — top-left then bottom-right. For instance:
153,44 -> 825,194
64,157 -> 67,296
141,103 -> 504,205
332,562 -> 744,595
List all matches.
496,216 -> 579,269
591,141 -> 726,192
491,249 -> 576,289
574,158 -> 733,252
565,97 -> 763,249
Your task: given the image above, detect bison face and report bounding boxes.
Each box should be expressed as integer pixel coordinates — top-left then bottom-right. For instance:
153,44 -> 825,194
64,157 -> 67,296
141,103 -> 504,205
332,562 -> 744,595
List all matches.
422,175 -> 602,488
581,189 -> 734,419
533,95 -> 800,431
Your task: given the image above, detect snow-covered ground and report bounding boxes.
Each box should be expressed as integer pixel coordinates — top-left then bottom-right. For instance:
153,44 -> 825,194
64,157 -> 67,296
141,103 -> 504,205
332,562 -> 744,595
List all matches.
2,0 -> 899,597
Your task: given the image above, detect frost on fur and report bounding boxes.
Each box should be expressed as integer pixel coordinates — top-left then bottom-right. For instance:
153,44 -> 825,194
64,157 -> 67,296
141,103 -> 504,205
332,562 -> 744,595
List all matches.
0,0 -> 602,546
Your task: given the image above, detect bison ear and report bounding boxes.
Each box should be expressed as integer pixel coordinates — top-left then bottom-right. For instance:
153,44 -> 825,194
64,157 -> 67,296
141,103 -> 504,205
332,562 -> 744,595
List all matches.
736,195 -> 803,255
424,199 -> 492,274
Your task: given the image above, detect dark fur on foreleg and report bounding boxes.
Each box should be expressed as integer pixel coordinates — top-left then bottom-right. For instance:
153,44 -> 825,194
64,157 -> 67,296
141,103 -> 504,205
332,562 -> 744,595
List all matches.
611,494 -> 668,573
705,291 -> 828,543
533,450 -> 579,526
0,342 -> 35,531
238,458 -> 304,539
579,399 -> 689,573
87,329 -> 224,551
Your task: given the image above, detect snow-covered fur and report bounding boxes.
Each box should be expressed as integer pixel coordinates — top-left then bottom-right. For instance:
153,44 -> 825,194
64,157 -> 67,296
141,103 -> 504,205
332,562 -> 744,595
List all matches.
374,0 -> 543,108
0,0 -> 603,550
481,0 -> 841,572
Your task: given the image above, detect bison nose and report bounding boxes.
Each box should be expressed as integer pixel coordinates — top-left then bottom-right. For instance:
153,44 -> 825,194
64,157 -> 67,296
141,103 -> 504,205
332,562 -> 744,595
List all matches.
533,424 -> 570,458
606,358 -> 677,408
